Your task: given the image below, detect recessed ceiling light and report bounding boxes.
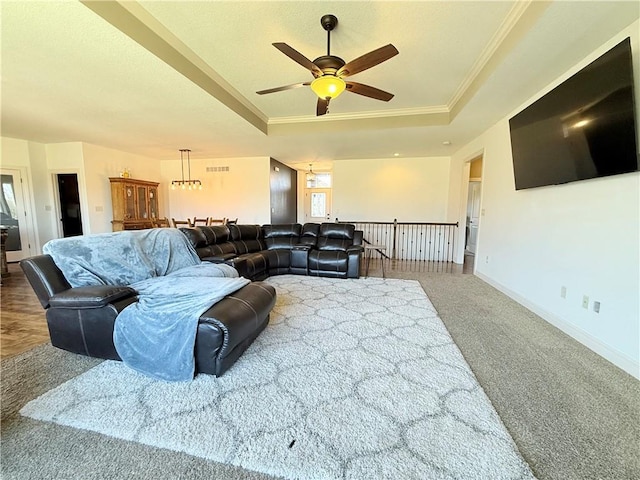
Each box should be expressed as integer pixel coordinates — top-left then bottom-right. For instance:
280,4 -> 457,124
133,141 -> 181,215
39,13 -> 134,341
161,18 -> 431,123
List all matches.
442,141 -> 451,146
393,153 -> 400,157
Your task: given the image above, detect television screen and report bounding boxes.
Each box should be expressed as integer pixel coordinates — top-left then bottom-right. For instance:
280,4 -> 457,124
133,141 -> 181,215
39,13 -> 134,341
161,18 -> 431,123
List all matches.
509,37 -> 639,190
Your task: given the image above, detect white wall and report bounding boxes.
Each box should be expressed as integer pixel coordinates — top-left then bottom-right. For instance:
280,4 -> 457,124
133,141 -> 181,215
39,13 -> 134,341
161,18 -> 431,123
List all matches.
160,156 -> 271,225
453,21 -> 640,377
82,143 -> 162,233
27,141 -> 52,250
332,157 -> 451,222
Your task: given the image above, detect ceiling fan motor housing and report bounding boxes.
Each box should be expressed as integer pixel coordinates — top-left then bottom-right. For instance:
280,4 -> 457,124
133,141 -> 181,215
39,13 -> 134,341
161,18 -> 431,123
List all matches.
320,14 -> 338,31
313,55 -> 346,76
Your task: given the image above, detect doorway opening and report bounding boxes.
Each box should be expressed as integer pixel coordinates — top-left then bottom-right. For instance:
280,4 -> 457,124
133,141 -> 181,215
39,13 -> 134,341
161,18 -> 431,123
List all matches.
465,156 -> 483,270
304,172 -> 332,223
0,169 -> 32,262
56,174 -> 83,237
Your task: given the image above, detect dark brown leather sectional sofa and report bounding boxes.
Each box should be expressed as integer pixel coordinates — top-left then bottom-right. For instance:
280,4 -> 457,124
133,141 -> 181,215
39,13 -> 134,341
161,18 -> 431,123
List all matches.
20,252 -> 276,378
179,222 -> 364,280
19,222 -> 362,379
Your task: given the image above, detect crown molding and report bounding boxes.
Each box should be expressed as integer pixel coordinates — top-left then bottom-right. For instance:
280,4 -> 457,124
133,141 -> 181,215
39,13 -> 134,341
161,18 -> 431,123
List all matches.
267,107 -> 450,136
268,105 -> 450,125
448,0 -> 552,119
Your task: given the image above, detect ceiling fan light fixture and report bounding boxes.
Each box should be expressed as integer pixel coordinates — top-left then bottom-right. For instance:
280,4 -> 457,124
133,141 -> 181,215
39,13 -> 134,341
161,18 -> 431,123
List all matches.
310,75 -> 346,100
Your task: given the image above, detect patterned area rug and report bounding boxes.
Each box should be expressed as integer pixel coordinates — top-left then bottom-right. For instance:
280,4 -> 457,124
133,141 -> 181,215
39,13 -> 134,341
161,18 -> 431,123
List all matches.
21,276 -> 535,479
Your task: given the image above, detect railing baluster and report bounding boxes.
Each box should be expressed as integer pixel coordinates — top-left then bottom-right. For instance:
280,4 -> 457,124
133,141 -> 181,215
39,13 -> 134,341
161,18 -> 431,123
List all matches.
336,219 -> 458,263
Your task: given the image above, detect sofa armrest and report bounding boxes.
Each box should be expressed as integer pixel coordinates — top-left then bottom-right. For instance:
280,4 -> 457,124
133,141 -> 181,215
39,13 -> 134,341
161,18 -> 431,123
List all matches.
347,245 -> 364,255
48,286 -> 137,309
196,282 -> 277,375
346,246 -> 363,279
293,244 -> 312,251
202,253 -> 238,263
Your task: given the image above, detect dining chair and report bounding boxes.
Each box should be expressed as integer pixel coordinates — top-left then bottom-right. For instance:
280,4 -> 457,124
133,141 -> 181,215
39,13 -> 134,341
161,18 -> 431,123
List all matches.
208,217 -> 227,226
152,217 -> 171,228
226,218 -> 238,225
171,218 -> 192,228
192,217 -> 209,226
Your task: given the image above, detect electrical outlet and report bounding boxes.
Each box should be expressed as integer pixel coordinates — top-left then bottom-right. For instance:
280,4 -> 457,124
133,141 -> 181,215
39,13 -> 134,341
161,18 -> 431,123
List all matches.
560,286 -> 567,299
485,256 -> 489,264
582,295 -> 589,309
593,301 -> 600,313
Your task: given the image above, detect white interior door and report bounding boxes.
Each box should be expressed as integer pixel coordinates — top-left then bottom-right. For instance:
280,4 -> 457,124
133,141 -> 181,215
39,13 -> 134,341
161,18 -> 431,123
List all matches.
305,188 -> 332,223
1,169 -> 32,262
466,181 -> 481,254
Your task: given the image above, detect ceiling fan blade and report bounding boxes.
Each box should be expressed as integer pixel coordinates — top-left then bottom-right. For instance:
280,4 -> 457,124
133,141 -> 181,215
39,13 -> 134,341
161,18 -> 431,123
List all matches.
345,81 -> 394,101
337,44 -> 399,78
316,98 -> 329,116
273,43 -> 323,76
256,82 -> 310,95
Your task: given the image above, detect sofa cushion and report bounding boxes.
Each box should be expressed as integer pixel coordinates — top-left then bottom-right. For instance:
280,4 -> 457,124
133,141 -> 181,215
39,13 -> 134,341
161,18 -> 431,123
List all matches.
317,237 -> 353,252
179,227 -> 207,248
209,242 -> 238,256
200,225 -> 231,244
231,252 -> 268,280
319,223 -> 355,240
229,224 -> 265,254
263,249 -> 291,270
299,223 -> 320,247
308,250 -> 348,273
315,223 -> 356,252
263,223 -> 302,250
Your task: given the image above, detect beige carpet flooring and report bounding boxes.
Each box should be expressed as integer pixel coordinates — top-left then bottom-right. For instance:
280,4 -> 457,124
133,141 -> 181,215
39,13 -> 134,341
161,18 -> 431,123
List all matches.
2,269 -> 639,479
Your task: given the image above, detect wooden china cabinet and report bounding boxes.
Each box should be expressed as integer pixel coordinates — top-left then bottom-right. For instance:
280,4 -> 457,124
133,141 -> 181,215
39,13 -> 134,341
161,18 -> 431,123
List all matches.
109,177 -> 160,231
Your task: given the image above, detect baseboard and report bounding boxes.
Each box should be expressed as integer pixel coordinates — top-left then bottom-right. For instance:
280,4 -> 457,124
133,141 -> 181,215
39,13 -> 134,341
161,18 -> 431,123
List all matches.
475,272 -> 640,380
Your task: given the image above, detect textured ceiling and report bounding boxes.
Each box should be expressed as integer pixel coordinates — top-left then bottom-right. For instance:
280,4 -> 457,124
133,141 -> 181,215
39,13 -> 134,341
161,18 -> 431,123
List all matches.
1,1 -> 638,170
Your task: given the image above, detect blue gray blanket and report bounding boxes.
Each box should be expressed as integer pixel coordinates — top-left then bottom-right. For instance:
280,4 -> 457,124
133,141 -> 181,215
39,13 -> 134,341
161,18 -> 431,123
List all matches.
43,229 -> 249,381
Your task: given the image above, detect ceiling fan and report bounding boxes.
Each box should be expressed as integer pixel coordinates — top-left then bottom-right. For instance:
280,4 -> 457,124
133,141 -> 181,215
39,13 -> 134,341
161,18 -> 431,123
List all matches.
256,14 -> 399,116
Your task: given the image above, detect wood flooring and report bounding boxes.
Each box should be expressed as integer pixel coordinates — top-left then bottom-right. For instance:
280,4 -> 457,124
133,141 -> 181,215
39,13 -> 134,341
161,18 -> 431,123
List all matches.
0,263 -> 50,359
0,255 -> 474,360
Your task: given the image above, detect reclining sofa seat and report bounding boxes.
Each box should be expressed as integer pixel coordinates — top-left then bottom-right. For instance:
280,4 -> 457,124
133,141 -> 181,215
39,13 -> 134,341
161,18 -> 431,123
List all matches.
179,222 -> 363,280
20,254 -> 276,377
308,223 -> 361,278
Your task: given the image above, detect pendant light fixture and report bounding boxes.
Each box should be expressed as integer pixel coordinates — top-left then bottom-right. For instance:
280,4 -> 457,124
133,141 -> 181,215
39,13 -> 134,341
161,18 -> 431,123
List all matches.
306,163 -> 317,188
171,149 -> 202,190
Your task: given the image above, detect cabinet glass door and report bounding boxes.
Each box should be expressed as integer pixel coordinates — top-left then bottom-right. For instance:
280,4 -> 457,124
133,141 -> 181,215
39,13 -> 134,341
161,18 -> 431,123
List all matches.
137,186 -> 148,219
149,187 -> 158,219
124,185 -> 136,219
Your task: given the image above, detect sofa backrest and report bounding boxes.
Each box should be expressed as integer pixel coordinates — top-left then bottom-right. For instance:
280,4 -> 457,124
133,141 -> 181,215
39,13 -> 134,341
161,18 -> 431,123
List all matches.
179,223 -> 360,258
263,224 -> 302,250
228,224 -> 266,254
299,223 -> 320,247
199,225 -> 231,244
180,226 -> 237,257
20,254 -> 72,309
316,223 -> 356,251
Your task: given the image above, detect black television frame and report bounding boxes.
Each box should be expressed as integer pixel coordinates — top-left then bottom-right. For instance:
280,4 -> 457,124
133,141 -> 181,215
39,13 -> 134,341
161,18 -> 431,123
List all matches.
509,37 -> 639,191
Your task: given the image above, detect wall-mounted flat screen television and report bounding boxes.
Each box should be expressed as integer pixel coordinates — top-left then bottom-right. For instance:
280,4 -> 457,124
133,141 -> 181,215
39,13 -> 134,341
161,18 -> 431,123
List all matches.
509,37 -> 638,190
